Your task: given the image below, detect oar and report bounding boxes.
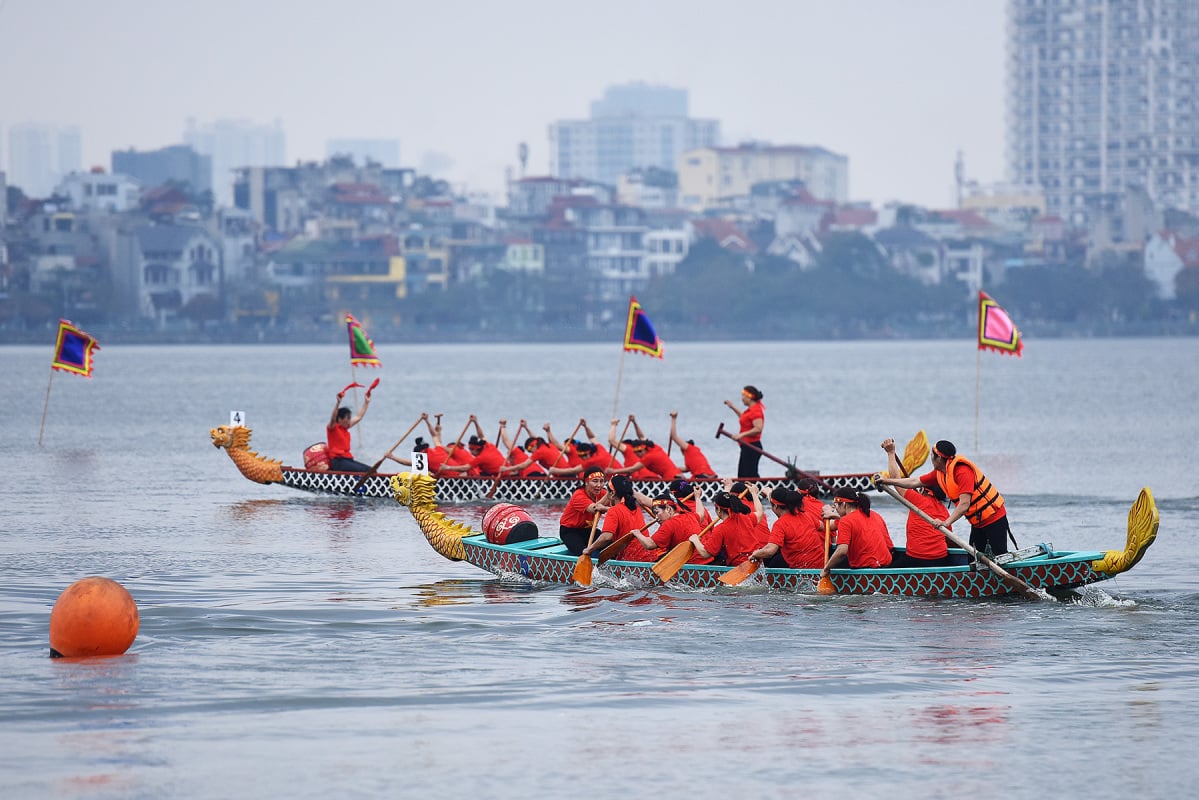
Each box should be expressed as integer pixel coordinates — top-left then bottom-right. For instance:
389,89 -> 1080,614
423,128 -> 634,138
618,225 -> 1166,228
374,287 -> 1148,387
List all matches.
718,557 -> 760,586
352,415 -> 424,493
651,518 -> 718,584
436,418 -> 474,476
597,519 -> 660,564
816,519 -> 836,594
485,420 -> 531,499
900,430 -> 929,476
715,422 -> 831,490
606,417 -> 633,470
874,478 -> 1043,601
547,419 -> 586,471
572,514 -> 602,587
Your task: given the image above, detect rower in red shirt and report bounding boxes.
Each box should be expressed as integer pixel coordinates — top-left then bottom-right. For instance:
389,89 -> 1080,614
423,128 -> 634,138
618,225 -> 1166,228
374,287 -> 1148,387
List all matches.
690,483 -> 765,567
820,488 -> 893,583
668,411 -> 717,479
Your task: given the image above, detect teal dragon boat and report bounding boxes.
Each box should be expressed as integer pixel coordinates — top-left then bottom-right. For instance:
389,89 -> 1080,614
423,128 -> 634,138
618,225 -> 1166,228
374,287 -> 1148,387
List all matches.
389,471 -> 1159,599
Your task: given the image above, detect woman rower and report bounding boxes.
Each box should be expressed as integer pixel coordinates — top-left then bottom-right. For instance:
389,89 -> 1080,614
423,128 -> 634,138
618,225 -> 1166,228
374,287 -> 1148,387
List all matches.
819,488 -> 894,583
558,467 -> 611,556
881,437 -> 956,567
689,483 -> 764,567
724,385 -> 765,478
748,487 -> 826,568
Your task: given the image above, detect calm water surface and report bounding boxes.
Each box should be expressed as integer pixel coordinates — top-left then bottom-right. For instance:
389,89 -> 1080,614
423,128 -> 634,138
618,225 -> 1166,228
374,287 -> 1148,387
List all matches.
2,339 -> 1198,799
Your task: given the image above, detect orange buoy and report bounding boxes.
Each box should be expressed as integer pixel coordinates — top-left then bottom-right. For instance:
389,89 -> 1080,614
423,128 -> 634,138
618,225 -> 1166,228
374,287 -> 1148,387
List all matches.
48,577 -> 139,658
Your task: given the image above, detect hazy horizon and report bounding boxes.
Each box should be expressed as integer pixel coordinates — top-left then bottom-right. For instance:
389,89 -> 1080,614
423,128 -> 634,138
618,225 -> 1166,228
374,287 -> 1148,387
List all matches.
0,0 -> 1006,208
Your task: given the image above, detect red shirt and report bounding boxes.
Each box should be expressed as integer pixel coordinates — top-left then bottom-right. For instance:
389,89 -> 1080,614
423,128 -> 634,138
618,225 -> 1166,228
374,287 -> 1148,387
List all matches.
446,444 -> 472,467
326,424 -> 353,459
640,446 -> 681,480
425,446 -> 449,474
902,488 -> 951,560
656,513 -> 701,552
529,443 -> 562,471
624,448 -> 657,480
560,487 -> 603,529
739,402 -> 764,444
603,502 -> 649,560
770,512 -> 825,568
836,509 -> 893,568
468,443 -> 506,476
715,512 -> 764,567
682,444 -> 715,477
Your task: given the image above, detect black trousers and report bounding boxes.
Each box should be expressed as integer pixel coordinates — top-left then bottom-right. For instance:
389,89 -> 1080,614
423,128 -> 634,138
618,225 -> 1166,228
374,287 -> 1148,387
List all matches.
970,515 -> 1011,556
737,441 -> 763,478
560,525 -> 593,556
329,456 -> 371,472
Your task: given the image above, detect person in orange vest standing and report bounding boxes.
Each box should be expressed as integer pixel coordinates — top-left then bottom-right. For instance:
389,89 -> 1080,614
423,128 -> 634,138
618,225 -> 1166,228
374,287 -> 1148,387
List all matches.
878,439 -> 1011,557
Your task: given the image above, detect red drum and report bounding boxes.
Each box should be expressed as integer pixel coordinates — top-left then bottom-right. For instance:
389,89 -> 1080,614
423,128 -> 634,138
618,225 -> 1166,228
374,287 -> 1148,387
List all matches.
303,442 -> 330,471
481,503 -> 539,545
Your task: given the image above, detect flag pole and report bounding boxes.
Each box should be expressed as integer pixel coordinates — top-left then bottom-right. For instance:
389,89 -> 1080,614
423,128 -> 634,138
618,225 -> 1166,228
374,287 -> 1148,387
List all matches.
38,370 -> 55,448
612,348 -> 627,418
974,345 -> 981,452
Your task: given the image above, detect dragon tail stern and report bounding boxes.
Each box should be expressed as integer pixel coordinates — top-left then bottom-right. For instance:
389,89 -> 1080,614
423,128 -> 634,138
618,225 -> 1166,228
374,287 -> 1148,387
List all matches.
1092,487 -> 1159,576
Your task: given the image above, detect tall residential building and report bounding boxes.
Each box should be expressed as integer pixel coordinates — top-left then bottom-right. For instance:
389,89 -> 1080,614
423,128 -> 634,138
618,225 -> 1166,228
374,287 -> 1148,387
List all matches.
326,139 -> 401,168
549,82 -> 720,187
185,119 -> 286,207
113,144 -> 212,195
1006,0 -> 1199,227
6,123 -> 82,198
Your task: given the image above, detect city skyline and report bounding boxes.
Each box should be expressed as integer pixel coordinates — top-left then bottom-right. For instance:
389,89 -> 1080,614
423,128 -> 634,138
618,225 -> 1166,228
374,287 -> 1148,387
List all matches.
0,0 -> 1006,208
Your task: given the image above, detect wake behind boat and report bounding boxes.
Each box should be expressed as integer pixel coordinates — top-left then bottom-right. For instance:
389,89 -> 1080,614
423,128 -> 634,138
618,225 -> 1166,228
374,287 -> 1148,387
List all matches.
388,471 -> 1159,599
209,424 -> 877,503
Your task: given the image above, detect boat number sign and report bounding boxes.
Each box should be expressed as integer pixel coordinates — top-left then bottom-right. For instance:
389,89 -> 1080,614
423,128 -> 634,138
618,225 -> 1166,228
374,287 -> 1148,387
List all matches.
230,411 -> 246,428
411,452 -> 429,474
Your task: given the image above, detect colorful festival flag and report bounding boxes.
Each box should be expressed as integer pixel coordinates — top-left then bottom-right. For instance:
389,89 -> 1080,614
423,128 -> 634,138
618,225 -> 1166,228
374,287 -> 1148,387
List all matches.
622,296 -> 663,359
51,319 -> 100,377
346,313 -> 381,367
977,291 -> 1023,357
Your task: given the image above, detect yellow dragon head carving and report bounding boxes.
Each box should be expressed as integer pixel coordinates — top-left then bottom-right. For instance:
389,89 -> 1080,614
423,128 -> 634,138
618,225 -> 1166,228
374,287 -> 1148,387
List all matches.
209,424 -> 284,484
391,472 -> 477,562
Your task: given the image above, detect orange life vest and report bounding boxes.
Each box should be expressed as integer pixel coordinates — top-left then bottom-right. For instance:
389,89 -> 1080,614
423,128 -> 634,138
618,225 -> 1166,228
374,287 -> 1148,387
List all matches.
936,456 -> 1005,526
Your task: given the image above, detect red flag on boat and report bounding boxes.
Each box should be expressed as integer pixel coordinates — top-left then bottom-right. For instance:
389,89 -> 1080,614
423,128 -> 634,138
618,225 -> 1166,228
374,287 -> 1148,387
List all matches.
977,291 -> 1023,357
345,313 -> 381,367
51,319 -> 100,377
622,296 -> 663,359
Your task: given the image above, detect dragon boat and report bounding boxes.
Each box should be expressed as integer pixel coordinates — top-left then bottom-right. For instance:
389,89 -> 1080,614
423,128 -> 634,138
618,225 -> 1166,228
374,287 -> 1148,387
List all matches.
388,470 -> 1159,599
209,424 -> 877,504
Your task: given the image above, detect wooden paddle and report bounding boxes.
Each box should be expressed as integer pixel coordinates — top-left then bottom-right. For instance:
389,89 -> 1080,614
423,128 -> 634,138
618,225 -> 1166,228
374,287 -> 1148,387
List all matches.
816,519 -> 836,594
547,419 -> 586,471
435,418 -> 474,476
606,417 -> 634,471
900,430 -> 929,476
651,518 -> 718,584
718,557 -> 760,586
597,519 -> 659,564
875,479 -> 1043,601
351,415 -> 424,493
715,422 -> 831,490
485,420 -> 532,499
572,513 -> 602,586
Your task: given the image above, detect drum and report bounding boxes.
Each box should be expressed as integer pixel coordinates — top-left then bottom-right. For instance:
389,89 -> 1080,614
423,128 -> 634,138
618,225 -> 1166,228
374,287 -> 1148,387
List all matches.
481,503 -> 539,545
303,442 -> 330,471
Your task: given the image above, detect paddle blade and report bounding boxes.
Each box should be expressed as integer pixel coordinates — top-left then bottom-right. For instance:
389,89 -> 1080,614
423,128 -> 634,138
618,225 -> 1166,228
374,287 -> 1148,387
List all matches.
901,430 -> 930,476
598,533 -> 633,565
651,542 -> 695,583
572,554 -> 594,586
816,575 -> 836,595
718,559 -> 759,586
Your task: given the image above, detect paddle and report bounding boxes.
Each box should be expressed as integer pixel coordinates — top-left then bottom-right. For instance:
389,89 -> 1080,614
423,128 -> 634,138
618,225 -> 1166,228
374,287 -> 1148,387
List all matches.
651,518 -> 718,584
485,420 -> 531,499
718,557 -> 760,586
816,519 -> 836,594
901,430 -> 930,476
547,419 -> 586,471
606,417 -> 634,471
352,414 -> 425,493
874,478 -> 1044,601
597,519 -> 660,564
572,513 -> 602,586
436,418 -> 474,476
715,422 -> 830,490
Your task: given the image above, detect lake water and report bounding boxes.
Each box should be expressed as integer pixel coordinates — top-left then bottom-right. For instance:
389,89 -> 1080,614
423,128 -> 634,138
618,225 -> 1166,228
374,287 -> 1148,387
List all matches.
2,339 -> 1198,799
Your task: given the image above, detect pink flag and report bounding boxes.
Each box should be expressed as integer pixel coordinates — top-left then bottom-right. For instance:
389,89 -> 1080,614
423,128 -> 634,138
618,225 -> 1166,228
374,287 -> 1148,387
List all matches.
977,291 -> 1023,357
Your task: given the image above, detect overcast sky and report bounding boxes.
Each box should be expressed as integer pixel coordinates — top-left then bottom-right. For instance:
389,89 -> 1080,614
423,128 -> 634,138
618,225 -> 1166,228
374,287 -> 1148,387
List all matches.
0,0 -> 1006,208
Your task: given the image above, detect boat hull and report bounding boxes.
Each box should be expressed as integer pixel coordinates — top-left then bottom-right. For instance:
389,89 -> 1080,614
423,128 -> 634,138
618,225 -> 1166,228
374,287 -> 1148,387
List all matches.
458,536 -> 1113,598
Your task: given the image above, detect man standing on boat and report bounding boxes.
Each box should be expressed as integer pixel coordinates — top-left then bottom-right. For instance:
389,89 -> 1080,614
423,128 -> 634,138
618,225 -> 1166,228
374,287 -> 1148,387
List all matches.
877,439 -> 1010,556
326,383 -> 373,472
